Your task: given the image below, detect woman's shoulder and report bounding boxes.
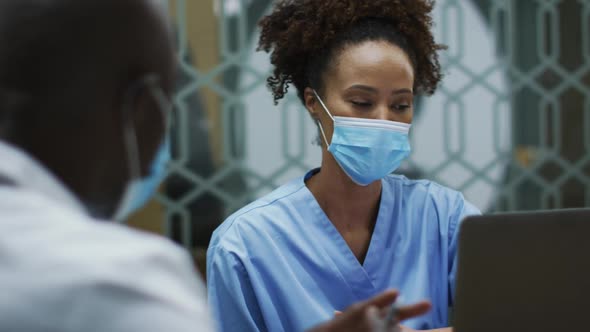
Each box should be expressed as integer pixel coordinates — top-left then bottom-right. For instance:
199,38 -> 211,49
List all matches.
384,174 -> 480,236
384,173 -> 459,195
384,174 -> 479,213
208,176 -> 309,251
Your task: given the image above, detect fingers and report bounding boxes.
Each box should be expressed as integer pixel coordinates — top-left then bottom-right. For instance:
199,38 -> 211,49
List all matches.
395,301 -> 431,321
308,305 -> 381,332
365,306 -> 383,331
353,289 -> 399,310
340,291 -> 429,323
353,290 -> 430,321
308,292 -> 431,332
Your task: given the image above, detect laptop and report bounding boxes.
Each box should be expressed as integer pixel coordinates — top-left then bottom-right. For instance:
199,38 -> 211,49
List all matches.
453,209 -> 590,332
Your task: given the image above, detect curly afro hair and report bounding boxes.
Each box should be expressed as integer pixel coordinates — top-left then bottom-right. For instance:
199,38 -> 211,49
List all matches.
258,0 -> 446,105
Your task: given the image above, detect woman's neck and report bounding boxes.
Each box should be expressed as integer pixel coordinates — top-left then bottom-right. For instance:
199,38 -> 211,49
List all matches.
306,152 -> 382,230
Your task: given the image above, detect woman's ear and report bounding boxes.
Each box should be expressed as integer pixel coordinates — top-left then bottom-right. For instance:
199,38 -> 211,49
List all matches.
303,87 -> 320,121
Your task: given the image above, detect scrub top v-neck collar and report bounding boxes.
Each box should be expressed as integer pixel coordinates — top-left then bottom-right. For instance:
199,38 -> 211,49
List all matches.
302,169 -> 395,301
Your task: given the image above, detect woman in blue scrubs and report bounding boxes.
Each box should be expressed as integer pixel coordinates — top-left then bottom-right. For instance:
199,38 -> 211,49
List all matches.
207,0 -> 480,331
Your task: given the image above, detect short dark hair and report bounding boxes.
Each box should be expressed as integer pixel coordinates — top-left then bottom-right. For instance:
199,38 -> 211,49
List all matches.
0,0 -> 173,142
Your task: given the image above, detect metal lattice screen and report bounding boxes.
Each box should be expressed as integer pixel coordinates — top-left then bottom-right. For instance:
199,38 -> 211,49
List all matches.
149,0 -> 590,250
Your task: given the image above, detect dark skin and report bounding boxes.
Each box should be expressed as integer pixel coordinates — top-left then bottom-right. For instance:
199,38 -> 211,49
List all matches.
0,0 -> 175,219
311,290 -> 431,332
305,41 -> 415,264
304,41 -> 452,332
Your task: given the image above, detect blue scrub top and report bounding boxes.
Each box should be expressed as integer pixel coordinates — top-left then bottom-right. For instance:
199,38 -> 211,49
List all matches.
207,169 -> 480,331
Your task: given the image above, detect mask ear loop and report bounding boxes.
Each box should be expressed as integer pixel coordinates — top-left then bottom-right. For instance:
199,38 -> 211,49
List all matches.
115,74 -> 171,223
312,89 -> 334,121
114,78 -> 146,223
317,120 -> 330,148
122,79 -> 145,182
142,75 -> 173,179
142,74 -> 173,133
312,89 -> 334,147
121,74 -> 172,181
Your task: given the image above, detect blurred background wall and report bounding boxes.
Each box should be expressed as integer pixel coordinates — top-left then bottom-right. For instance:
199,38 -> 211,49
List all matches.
127,0 -> 590,271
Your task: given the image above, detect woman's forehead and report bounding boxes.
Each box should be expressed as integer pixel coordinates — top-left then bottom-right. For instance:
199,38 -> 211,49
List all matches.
326,41 -> 415,90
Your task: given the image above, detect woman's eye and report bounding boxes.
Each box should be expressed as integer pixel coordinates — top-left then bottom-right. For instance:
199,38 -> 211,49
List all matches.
393,104 -> 411,111
351,101 -> 372,107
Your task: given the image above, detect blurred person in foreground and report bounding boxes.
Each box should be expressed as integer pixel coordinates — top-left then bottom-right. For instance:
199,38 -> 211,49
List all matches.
0,0 -> 429,331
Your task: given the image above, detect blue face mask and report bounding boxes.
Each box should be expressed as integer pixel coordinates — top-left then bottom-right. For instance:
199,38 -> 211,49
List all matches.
313,90 -> 412,186
113,139 -> 170,222
113,75 -> 171,222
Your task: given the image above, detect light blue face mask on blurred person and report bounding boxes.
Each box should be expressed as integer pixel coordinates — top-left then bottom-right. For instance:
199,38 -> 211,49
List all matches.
313,90 -> 411,186
114,139 -> 170,222
113,75 -> 172,222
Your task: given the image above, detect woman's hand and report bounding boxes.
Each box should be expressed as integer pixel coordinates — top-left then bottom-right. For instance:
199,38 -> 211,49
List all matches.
308,290 -> 431,332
